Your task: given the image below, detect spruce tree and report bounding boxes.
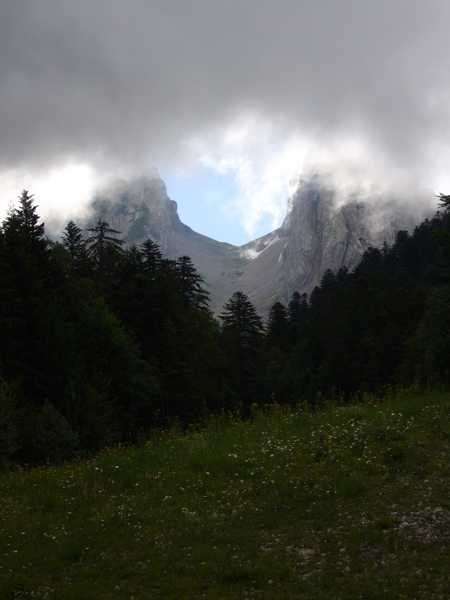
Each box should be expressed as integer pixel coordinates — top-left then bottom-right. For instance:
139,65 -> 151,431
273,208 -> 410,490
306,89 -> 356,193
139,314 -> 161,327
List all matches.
436,193 -> 450,279
140,238 -> 162,274
86,219 -> 124,284
61,220 -> 87,261
219,291 -> 264,409
0,192 -> 49,402
219,291 -> 263,337
175,255 -> 210,310
267,301 -> 289,349
15,190 -> 46,252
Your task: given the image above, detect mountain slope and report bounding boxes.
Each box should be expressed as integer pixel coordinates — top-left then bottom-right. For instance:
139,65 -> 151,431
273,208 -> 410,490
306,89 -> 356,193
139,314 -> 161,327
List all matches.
89,171 -> 434,316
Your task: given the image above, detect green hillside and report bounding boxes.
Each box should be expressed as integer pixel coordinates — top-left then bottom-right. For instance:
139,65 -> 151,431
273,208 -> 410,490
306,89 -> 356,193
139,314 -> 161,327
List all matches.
1,389 -> 449,599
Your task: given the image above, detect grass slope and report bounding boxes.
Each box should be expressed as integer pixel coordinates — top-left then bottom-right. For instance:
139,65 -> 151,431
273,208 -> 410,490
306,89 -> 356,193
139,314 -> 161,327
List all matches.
1,390 -> 449,599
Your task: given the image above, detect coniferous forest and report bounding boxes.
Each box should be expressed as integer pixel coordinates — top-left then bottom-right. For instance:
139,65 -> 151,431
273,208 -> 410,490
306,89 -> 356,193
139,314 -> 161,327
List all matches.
1,190 -> 449,465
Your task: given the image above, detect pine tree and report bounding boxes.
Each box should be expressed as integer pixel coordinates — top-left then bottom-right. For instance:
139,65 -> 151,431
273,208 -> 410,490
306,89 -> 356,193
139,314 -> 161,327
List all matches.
15,190 -> 46,252
0,192 -> 49,401
219,291 -> 263,337
140,238 -> 162,274
61,220 -> 87,261
2,191 -> 47,259
267,301 -> 289,349
86,219 -> 124,283
219,291 -> 264,409
288,291 -> 308,324
436,193 -> 450,279
175,255 -> 210,309
121,243 -> 144,274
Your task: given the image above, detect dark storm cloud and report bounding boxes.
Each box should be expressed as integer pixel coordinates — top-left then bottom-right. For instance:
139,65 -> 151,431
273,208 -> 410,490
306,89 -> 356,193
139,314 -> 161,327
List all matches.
1,0 -> 450,178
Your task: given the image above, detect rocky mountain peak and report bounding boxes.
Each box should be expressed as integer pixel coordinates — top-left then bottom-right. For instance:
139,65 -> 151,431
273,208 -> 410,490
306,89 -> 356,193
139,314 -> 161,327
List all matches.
88,169 -> 435,316
90,173 -> 191,257
278,171 -> 434,295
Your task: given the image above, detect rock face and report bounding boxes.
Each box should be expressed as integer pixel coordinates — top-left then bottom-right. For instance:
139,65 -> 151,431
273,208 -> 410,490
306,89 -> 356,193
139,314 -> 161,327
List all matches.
89,175 -> 236,313
89,170 -> 434,317
255,174 -> 419,300
90,175 -> 192,257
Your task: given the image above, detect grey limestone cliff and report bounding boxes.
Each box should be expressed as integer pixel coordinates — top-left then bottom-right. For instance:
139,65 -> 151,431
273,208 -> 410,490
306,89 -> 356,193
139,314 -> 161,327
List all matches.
89,170 -> 434,317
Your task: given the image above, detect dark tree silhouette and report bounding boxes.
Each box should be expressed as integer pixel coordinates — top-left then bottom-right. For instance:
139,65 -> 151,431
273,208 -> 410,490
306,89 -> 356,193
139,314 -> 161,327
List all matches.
220,291 -> 263,336
15,190 -> 46,250
86,219 -> 124,283
219,291 -> 264,409
175,255 -> 210,309
267,301 -> 289,349
61,220 -> 87,261
140,238 -> 162,274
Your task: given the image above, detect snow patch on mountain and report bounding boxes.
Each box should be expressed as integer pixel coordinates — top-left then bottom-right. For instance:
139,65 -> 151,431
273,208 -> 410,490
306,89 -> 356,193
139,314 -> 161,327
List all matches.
241,233 -> 280,260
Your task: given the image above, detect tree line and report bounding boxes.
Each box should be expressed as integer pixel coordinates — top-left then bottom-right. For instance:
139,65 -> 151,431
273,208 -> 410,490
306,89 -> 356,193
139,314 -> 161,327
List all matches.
0,190 -> 449,465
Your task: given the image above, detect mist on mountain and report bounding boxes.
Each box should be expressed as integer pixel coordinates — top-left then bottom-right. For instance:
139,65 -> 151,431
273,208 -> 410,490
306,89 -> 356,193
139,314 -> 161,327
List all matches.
87,168 -> 436,315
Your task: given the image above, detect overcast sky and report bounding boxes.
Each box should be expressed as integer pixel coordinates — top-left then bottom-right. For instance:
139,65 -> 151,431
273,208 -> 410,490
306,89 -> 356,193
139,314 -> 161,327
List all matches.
1,1 -> 450,243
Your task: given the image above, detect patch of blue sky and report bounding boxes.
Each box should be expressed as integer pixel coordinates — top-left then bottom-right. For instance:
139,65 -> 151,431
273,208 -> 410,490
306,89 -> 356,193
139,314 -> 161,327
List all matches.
163,166 -> 275,246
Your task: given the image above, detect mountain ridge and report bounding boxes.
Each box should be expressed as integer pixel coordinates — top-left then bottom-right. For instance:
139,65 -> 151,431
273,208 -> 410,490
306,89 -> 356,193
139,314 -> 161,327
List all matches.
88,171 -> 435,316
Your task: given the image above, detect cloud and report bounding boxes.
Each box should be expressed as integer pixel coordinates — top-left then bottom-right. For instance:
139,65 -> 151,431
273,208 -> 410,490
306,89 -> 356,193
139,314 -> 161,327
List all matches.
180,114 -> 307,236
1,1 -> 450,229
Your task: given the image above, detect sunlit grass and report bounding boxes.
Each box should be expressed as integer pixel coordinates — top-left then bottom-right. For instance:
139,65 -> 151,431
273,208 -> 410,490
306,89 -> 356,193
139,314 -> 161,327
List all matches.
1,389 -> 449,598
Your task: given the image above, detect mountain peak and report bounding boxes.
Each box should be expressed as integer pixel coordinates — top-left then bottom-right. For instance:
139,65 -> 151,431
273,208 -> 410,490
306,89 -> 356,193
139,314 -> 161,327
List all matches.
90,172 -> 193,255
88,171 -> 435,316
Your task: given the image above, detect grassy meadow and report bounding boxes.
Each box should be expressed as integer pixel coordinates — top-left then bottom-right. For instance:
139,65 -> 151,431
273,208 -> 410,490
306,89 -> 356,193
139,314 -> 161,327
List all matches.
1,389 -> 449,599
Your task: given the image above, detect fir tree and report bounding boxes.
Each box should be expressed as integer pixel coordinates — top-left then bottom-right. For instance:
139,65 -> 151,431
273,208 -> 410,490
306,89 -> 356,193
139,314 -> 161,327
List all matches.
86,219 -> 124,283
267,301 -> 289,349
61,220 -> 87,261
175,255 -> 210,309
15,190 -> 46,251
140,238 -> 162,274
219,291 -> 263,337
219,292 -> 264,409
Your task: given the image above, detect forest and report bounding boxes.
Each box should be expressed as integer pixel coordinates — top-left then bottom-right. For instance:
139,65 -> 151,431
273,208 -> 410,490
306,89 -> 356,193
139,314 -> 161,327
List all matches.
0,191 -> 449,464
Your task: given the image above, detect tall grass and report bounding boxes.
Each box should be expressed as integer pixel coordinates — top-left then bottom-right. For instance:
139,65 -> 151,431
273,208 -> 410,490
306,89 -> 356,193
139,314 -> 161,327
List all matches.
1,389 -> 449,598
